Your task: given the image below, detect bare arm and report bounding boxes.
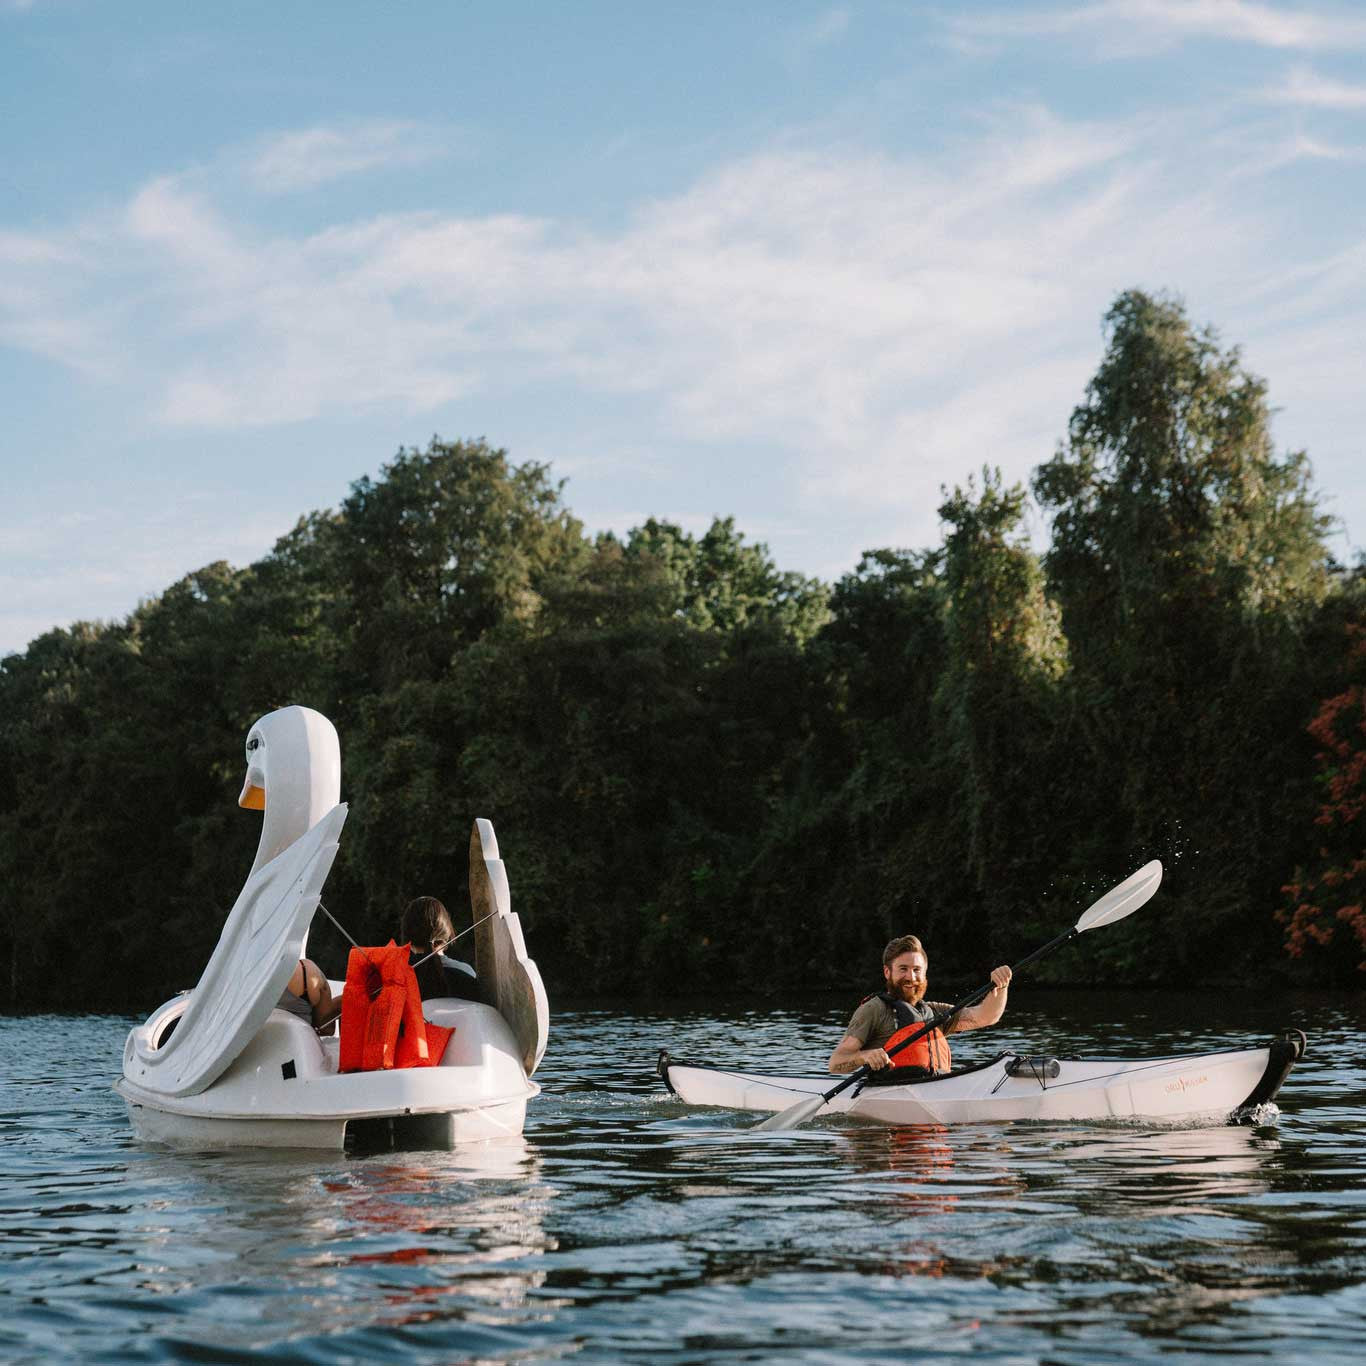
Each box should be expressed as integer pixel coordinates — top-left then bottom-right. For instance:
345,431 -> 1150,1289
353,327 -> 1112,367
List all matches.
953,965 -> 1012,1032
828,1033 -> 892,1073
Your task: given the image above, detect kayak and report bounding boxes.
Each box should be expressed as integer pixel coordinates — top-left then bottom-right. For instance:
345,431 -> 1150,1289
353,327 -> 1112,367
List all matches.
657,1032 -> 1304,1127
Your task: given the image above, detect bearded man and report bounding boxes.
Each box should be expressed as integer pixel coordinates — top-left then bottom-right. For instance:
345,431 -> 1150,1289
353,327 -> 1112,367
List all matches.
827,934 -> 1012,1076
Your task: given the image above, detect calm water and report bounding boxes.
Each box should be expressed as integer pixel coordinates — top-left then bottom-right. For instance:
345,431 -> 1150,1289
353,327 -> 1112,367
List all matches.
1,991 -> 1363,1364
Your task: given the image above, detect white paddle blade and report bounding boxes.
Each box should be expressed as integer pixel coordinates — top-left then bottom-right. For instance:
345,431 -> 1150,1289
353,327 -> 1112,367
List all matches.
752,1095 -> 827,1131
1076,858 -> 1163,932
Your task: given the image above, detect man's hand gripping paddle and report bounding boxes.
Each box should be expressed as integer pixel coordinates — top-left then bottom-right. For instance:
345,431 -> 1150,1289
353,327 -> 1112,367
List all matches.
752,859 -> 1163,1132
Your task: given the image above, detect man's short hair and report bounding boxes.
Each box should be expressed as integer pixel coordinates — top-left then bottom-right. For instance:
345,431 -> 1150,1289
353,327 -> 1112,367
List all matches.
882,934 -> 927,970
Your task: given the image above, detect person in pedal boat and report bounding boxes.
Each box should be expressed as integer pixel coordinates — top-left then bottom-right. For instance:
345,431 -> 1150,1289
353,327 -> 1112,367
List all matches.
401,896 -> 480,1001
276,895 -> 479,1032
277,959 -> 342,1032
828,935 -> 1012,1075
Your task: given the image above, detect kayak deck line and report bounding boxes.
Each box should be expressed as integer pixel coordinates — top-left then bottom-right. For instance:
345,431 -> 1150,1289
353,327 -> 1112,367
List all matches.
656,1030 -> 1306,1128
658,1047 -> 1012,1095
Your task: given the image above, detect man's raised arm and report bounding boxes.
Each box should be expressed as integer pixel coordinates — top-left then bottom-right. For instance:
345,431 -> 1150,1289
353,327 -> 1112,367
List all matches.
953,965 -> 1012,1031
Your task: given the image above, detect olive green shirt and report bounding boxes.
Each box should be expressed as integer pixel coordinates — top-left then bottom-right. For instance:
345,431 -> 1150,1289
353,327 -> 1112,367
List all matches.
844,997 -> 963,1052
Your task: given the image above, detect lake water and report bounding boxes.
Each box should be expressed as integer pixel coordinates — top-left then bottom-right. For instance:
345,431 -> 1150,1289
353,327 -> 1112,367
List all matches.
1,990 -> 1363,1364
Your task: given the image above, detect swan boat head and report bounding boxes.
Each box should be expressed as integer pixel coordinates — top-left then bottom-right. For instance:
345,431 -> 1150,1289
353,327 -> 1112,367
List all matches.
238,705 -> 341,881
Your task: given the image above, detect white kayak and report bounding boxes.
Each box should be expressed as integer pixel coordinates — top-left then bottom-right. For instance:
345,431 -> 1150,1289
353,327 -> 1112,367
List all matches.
657,1032 -> 1304,1128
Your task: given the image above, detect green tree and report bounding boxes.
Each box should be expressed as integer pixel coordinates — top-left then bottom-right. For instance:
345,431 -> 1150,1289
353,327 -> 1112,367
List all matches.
1036,292 -> 1329,631
0,624 -> 108,1006
0,564 -> 262,1008
1033,290 -> 1333,975
626,516 -> 830,645
765,548 -> 953,985
1279,611 -> 1366,978
933,468 -> 1069,952
330,438 -> 590,696
341,522 -> 834,994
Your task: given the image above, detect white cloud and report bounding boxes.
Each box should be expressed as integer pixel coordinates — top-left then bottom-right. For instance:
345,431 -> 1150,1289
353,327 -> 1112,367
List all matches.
0,231 -> 70,266
0,498 -> 291,656
0,231 -> 115,376
1,91 -> 1362,628
0,112 -> 1291,451
781,6 -> 852,66
1262,64 -> 1366,108
247,119 -> 453,193
1270,133 -> 1366,163
948,1 -> 1366,56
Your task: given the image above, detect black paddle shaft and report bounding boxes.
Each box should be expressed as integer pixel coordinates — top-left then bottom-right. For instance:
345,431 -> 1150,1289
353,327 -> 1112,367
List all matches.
817,925 -> 1079,1105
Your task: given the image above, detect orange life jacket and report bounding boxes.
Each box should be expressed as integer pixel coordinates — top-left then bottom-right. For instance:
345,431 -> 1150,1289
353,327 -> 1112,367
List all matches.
338,941 -> 454,1073
879,994 -> 952,1074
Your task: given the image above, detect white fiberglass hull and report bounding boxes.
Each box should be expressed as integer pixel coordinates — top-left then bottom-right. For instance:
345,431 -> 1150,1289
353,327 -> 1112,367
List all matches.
658,1033 -> 1303,1128
117,996 -> 537,1151
117,1095 -> 531,1151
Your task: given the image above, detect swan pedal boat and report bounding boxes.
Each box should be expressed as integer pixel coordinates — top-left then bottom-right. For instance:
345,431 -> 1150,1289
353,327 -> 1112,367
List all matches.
657,1032 -> 1304,1127
115,706 -> 549,1151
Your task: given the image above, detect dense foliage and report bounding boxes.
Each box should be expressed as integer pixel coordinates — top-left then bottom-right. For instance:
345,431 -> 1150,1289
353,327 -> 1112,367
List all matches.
1278,622 -> 1366,980
3,292 -> 1361,1010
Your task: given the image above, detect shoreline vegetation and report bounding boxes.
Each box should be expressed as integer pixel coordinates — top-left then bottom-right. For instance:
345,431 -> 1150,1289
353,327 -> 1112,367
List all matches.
3,290 -> 1364,1011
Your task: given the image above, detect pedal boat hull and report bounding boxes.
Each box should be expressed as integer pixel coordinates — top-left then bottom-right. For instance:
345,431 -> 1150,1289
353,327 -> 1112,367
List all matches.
117,995 -> 537,1150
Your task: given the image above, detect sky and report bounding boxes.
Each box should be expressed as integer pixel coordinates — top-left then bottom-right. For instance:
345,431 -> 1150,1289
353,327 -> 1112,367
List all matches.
3,0 -> 1365,656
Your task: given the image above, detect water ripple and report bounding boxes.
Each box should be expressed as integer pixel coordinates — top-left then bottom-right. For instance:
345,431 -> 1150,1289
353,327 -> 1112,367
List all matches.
0,991 -> 1362,1363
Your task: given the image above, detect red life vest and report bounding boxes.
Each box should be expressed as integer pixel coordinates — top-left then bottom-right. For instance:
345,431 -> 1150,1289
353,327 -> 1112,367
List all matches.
879,994 -> 952,1074
338,941 -> 454,1073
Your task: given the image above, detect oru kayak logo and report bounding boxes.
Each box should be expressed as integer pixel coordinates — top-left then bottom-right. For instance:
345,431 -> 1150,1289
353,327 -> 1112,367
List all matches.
1164,1074 -> 1209,1095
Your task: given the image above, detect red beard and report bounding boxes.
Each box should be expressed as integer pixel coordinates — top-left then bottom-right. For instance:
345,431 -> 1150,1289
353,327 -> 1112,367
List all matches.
893,980 -> 926,1006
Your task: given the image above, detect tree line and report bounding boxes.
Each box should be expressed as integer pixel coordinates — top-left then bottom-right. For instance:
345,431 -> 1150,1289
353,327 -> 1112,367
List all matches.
2,290 -> 1363,1012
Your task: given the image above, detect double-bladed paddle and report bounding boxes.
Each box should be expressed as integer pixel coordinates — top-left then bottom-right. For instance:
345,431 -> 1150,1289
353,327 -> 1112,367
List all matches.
752,858 -> 1164,1132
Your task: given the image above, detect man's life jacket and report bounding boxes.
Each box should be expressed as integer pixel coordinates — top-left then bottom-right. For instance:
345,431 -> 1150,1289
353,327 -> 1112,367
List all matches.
878,993 -> 952,1075
338,941 -> 454,1073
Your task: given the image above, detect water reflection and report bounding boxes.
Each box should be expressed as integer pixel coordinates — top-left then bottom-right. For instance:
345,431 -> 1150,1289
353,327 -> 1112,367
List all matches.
319,1142 -> 558,1327
0,1133 -> 559,1358
1041,1123 -> 1282,1211
842,1123 -> 965,1212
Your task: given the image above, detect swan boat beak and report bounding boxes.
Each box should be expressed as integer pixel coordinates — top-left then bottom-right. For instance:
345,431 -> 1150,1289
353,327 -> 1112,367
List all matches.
238,728 -> 266,809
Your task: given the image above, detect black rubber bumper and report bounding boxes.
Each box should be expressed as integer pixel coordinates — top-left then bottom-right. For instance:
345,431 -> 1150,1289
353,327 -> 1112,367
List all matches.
657,1048 -> 677,1094
1236,1028 -> 1307,1114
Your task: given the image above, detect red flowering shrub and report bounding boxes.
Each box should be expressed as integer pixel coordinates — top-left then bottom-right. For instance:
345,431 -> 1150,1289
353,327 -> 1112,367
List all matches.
1280,623 -> 1366,975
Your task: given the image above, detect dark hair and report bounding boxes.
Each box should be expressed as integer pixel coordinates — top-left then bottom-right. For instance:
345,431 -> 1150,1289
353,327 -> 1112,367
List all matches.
882,934 -> 927,971
402,896 -> 456,999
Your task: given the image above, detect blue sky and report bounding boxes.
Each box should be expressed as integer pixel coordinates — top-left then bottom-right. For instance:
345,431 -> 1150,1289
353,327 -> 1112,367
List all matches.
3,0 -> 1365,655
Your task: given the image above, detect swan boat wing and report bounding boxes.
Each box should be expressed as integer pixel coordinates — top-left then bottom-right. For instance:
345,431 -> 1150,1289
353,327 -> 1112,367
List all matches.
469,818 -> 549,1076
122,803 -> 348,1098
